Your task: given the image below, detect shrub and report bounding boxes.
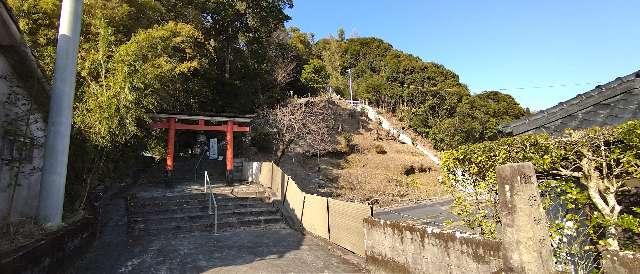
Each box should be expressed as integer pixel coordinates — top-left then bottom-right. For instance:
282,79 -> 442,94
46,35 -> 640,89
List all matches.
403,165 -> 416,176
405,177 -> 421,189
441,133 -> 559,237
416,163 -> 433,173
249,126 -> 274,153
337,133 -> 353,154
402,164 -> 432,176
373,143 -> 387,154
441,120 -> 640,253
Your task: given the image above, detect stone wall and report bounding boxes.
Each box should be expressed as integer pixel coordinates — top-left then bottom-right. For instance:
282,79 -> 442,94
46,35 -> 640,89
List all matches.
364,162 -> 557,274
602,250 -> 640,274
364,218 -> 503,274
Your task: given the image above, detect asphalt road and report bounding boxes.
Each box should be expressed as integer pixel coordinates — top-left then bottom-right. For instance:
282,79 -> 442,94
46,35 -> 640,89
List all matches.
373,198 -> 460,227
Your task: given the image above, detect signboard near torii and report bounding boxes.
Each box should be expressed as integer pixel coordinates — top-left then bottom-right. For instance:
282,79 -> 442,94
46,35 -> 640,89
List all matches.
150,114 -> 251,183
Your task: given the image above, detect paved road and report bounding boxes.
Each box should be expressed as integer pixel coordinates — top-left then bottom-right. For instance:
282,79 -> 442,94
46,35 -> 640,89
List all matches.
374,198 -> 460,227
69,188 -> 364,274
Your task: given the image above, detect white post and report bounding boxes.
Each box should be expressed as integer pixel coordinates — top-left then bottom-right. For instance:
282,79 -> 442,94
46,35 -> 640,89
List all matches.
348,68 -> 353,101
37,0 -> 83,226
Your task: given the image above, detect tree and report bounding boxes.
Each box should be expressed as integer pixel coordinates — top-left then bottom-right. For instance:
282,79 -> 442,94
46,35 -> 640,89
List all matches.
7,0 -> 300,214
441,121 -> 640,251
256,96 -> 343,163
7,0 -> 60,78
288,27 -> 314,61
554,123 -> 640,250
419,91 -> 528,150
303,34 -> 529,151
74,22 -> 205,147
300,59 -> 329,91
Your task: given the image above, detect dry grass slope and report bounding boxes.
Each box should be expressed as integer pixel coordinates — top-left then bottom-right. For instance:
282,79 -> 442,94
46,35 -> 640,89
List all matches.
251,97 -> 447,208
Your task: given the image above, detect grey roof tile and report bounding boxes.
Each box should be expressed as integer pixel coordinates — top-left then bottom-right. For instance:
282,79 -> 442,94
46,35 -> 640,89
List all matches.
501,70 -> 640,136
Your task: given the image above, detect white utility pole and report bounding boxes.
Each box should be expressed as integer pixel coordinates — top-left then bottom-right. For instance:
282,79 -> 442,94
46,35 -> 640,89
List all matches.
347,68 -> 353,101
38,0 -> 84,226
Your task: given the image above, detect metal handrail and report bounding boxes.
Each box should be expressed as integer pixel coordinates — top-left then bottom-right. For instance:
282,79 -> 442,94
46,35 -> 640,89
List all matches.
204,171 -> 218,234
194,147 -> 208,185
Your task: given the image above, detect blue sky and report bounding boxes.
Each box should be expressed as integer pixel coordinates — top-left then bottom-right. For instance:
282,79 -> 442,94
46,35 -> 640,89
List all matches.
285,1 -> 640,111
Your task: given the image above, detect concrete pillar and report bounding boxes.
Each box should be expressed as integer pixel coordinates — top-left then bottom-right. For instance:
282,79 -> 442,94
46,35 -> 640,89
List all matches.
37,0 -> 83,225
496,162 -> 555,274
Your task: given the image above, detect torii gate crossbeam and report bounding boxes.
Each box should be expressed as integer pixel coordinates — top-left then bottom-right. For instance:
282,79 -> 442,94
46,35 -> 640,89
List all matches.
150,114 -> 251,182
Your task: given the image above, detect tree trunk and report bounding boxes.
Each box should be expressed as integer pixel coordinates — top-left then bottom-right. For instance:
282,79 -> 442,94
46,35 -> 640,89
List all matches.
581,161 -> 622,251
79,152 -> 105,210
605,225 -> 620,250
274,139 -> 294,164
6,166 -> 20,222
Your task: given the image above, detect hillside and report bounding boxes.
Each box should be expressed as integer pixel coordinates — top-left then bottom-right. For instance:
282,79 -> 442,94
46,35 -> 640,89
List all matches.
246,97 -> 447,208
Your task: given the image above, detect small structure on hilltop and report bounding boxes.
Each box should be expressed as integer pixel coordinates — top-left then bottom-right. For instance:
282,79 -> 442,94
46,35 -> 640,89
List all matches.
0,1 -> 49,222
501,70 -> 640,135
150,113 -> 252,184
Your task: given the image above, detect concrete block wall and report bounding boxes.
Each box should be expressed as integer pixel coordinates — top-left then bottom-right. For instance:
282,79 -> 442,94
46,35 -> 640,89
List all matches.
364,218 -> 503,274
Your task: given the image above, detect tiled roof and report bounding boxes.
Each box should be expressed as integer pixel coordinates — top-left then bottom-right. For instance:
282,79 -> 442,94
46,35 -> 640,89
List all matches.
501,70 -> 640,136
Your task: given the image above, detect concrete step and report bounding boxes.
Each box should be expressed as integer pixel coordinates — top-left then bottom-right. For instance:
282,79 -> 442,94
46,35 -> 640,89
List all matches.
129,207 -> 280,226
132,190 -> 268,203
130,196 -> 266,209
129,200 -> 275,216
131,192 -> 207,203
128,215 -> 286,235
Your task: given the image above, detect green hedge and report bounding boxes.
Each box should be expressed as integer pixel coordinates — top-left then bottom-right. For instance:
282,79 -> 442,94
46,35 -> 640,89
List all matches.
441,120 -> 640,252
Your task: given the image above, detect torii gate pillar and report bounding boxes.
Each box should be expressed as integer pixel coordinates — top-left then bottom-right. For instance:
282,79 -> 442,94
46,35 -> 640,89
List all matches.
225,120 -> 234,182
166,117 -> 176,173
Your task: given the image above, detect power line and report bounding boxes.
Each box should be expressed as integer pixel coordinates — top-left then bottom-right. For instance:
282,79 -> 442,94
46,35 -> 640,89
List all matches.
404,81 -> 604,94
490,81 -> 604,94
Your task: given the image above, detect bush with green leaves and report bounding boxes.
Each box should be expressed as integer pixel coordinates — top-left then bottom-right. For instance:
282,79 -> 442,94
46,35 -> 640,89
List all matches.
441,133 -> 560,236
441,120 -> 640,252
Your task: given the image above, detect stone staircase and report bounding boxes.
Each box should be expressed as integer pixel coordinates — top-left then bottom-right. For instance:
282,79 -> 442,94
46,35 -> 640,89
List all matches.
127,184 -> 288,235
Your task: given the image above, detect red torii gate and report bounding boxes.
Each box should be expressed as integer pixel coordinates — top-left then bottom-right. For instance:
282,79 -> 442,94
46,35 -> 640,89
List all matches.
150,114 -> 251,182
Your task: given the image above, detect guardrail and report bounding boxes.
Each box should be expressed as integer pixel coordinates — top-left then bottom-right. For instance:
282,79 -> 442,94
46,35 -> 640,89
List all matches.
204,171 -> 218,234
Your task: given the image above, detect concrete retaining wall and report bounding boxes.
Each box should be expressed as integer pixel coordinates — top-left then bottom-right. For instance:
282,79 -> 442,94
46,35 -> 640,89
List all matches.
0,216 -> 97,274
364,217 -> 503,274
602,250 -> 640,274
246,161 -> 562,273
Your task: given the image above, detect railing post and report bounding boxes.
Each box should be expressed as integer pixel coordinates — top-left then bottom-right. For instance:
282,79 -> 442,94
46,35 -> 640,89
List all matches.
204,170 -> 208,192
204,171 -> 217,235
